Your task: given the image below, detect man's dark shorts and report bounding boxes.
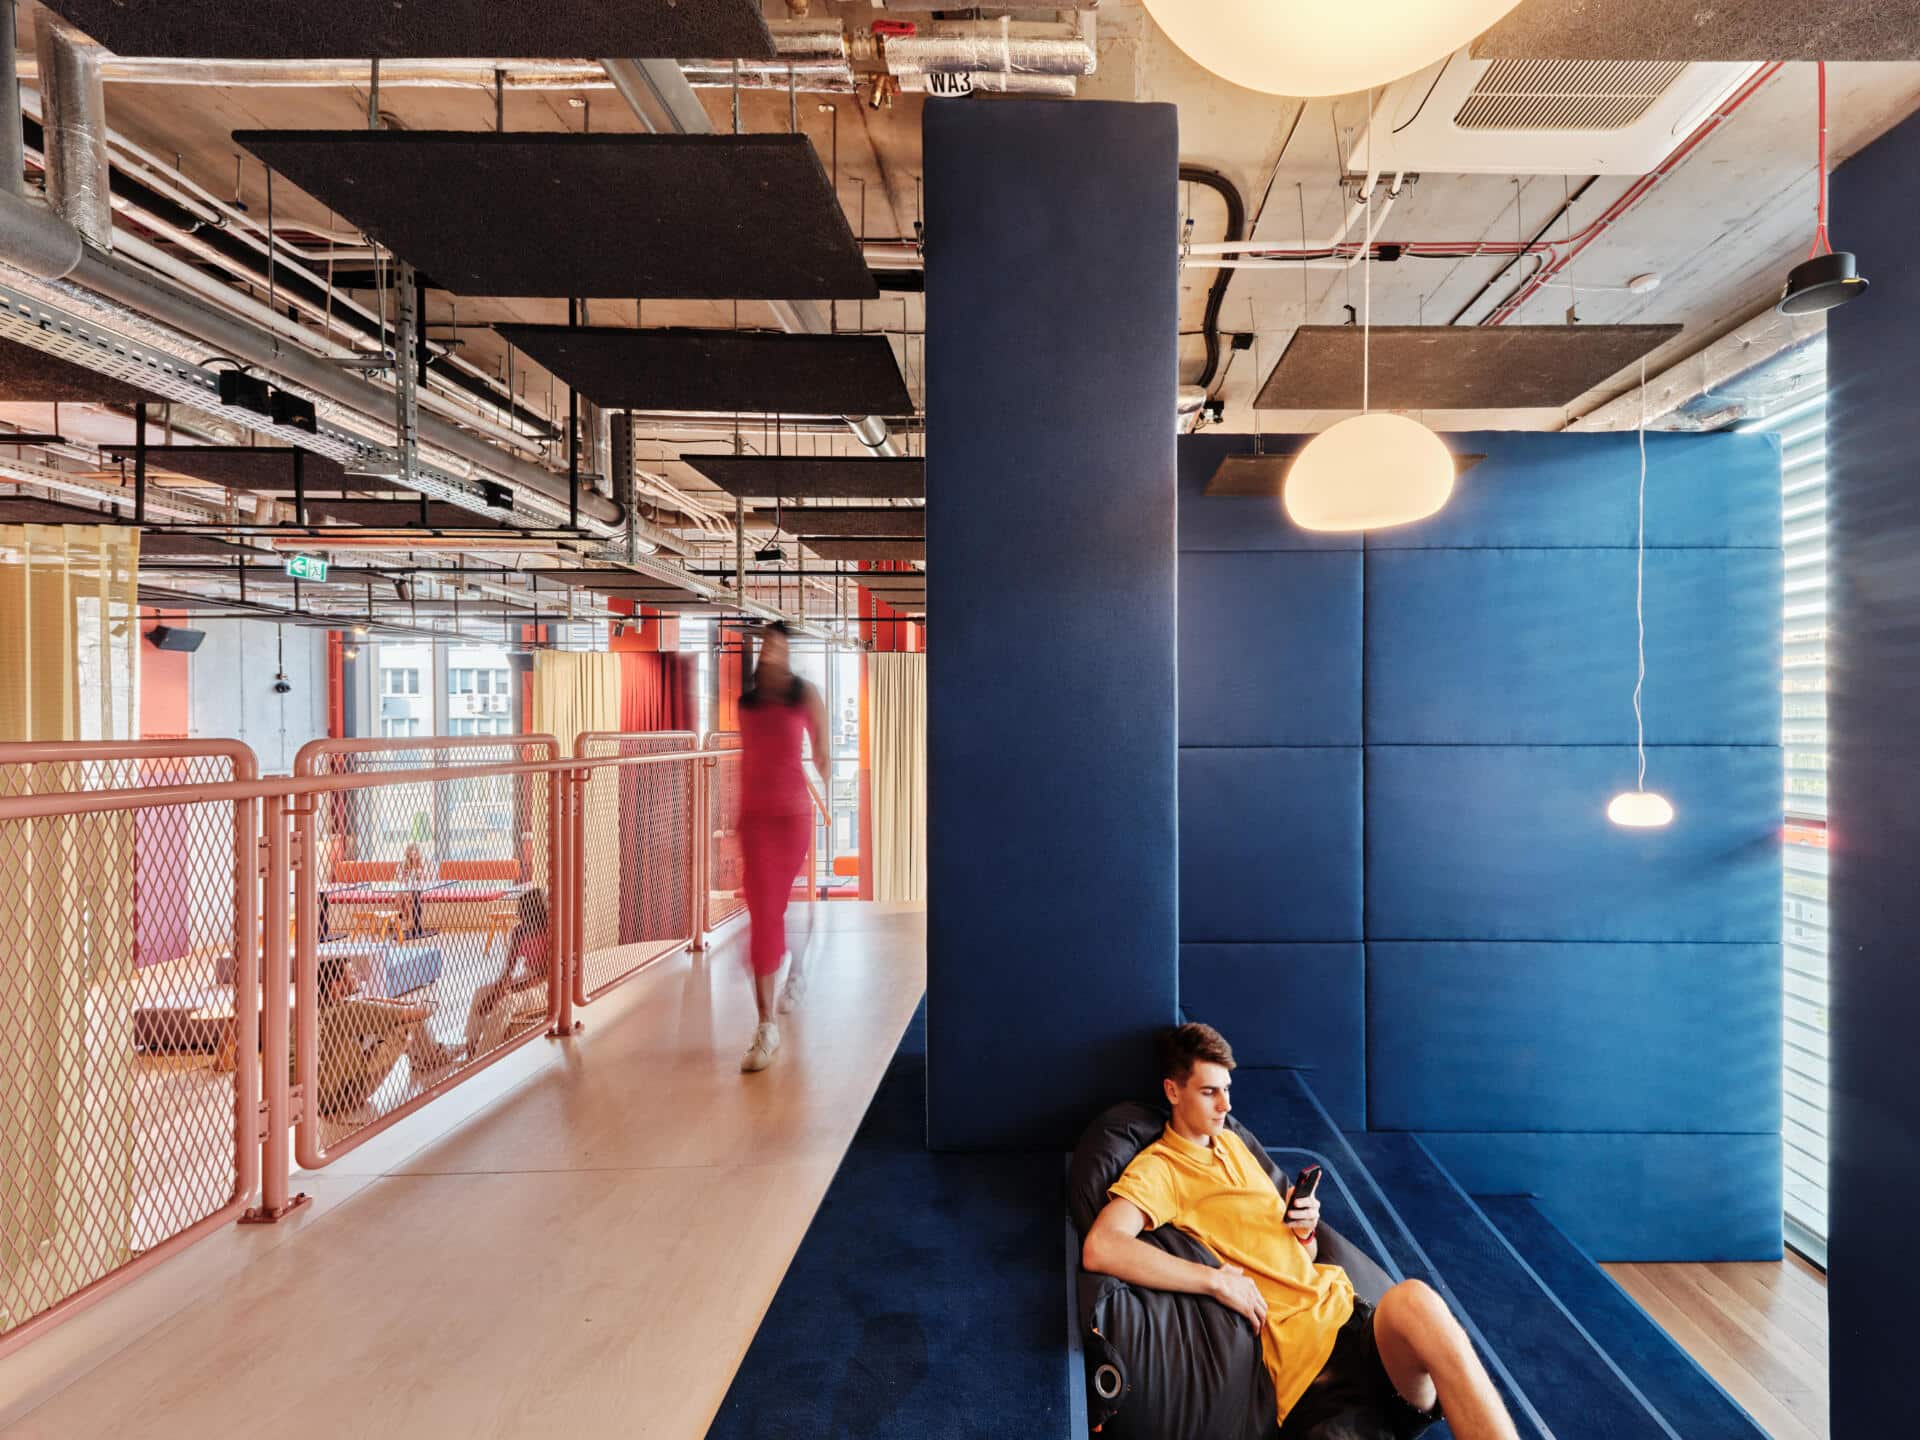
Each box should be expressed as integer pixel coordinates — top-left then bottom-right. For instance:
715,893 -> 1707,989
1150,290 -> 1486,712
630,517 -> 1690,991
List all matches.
1278,1301 -> 1444,1440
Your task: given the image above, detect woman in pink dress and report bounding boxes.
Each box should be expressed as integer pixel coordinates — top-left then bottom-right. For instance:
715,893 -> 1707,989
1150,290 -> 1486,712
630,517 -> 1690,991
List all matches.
736,622 -> 827,1072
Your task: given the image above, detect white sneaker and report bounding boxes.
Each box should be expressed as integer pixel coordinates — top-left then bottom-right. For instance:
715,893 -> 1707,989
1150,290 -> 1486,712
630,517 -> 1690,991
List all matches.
778,966 -> 805,1015
740,1021 -> 781,1072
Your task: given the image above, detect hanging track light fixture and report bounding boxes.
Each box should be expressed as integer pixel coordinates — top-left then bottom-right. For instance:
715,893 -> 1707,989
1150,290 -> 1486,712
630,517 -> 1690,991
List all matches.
1779,63 -> 1869,316
1284,95 -> 1456,533
1140,0 -> 1525,98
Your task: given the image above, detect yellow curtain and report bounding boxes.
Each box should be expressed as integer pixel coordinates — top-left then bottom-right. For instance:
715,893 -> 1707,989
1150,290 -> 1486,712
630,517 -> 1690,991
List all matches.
871,653 -> 927,904
0,523 -> 141,742
531,652 -> 623,951
0,525 -> 141,1330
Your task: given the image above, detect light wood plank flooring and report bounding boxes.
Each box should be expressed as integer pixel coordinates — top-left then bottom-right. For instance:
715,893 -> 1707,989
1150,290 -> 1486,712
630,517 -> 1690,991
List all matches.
1605,1252 -> 1828,1440
0,903 -> 927,1440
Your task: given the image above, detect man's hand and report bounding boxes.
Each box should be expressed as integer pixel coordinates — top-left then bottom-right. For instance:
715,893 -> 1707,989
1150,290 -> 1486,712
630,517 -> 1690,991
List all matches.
1284,1185 -> 1322,1242
1209,1262 -> 1268,1332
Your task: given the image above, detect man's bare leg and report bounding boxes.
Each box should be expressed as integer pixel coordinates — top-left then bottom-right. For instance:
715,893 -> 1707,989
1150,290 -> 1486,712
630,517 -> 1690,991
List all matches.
1372,1280 -> 1520,1440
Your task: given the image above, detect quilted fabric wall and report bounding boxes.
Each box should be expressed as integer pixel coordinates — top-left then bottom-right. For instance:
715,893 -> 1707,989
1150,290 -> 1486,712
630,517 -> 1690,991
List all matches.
1177,431 -> 1783,1260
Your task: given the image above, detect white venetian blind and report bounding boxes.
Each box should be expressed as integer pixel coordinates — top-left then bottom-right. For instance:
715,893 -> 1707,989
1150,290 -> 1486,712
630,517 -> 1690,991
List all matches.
1736,343 -> 1829,1264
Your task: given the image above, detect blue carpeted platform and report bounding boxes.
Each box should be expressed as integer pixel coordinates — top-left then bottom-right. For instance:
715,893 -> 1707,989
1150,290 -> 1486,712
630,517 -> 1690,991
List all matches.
707,1000 -> 1069,1438
1477,1198 -> 1769,1440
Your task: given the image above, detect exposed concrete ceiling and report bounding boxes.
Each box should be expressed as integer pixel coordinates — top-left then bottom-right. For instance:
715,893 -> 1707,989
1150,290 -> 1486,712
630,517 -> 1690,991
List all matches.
5,0 -> 1919,633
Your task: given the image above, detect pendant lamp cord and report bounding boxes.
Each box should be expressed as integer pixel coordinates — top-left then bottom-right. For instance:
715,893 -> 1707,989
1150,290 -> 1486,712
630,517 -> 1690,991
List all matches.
1362,88 -> 1373,414
1634,354 -> 1648,793
1811,62 -> 1831,260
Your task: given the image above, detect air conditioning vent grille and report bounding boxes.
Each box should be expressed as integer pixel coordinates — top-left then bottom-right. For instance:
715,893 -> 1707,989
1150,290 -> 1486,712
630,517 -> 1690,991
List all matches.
1454,59 -> 1690,132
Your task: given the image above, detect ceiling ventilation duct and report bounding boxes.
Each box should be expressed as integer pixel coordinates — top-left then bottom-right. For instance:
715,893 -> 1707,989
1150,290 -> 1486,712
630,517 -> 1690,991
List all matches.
1358,51 -> 1764,174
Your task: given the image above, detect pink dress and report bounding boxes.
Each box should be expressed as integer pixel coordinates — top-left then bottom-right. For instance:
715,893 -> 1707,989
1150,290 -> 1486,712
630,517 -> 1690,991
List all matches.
738,689 -> 814,977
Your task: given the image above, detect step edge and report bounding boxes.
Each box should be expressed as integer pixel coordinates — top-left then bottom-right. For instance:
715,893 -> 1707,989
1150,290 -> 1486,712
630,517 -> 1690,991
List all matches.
1411,1138 -> 1689,1440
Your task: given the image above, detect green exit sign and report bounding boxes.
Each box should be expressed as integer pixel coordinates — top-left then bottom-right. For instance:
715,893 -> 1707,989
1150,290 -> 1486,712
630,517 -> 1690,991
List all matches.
284,554 -> 329,582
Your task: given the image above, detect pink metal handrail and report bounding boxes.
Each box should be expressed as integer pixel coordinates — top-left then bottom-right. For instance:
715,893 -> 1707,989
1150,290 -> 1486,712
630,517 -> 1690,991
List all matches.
0,739 -> 262,1363
569,733 -> 700,1006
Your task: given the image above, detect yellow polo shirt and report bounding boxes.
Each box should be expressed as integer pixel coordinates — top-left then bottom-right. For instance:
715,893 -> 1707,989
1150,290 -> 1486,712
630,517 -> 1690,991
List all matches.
1109,1126 -> 1354,1423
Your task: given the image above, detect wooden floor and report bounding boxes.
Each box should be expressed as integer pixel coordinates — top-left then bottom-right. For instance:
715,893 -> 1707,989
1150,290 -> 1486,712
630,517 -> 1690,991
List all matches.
1605,1252 -> 1829,1440
0,903 -> 927,1440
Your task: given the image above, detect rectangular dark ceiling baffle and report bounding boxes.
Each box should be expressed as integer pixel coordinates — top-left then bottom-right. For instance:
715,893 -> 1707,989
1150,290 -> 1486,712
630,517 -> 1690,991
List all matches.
754,506 -> 924,538
100,444 -> 391,495
301,499 -> 509,529
845,571 -> 926,589
1254,325 -> 1682,411
679,456 -> 926,500
233,133 -> 877,301
41,0 -> 776,60
1472,0 -> 1920,61
805,539 -> 927,562
0,335 -> 160,407
1204,450 -> 1486,497
496,327 -> 912,417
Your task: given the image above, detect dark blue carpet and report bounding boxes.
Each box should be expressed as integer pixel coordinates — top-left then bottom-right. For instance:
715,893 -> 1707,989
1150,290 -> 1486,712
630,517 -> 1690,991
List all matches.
707,1000 -> 1069,1439
1344,1132 -> 1682,1440
1478,1197 -> 1769,1440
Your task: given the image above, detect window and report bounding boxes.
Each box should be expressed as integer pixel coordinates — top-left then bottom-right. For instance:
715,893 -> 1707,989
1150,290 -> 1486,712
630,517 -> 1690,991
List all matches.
380,716 -> 422,738
382,667 -> 420,696
1735,336 -> 1828,1265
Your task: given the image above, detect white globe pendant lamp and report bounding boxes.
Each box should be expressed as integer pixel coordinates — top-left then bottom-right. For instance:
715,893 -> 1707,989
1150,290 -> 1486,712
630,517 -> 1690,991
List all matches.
1283,107 -> 1456,534
1608,358 -> 1674,830
1141,0 -> 1527,98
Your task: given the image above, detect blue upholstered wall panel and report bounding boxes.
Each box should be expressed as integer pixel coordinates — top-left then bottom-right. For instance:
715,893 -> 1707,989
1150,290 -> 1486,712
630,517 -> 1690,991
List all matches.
1826,105 -> 1920,1433
1420,1133 -> 1784,1262
1176,426 -> 1782,1257
1181,551 -> 1361,747
1368,943 -> 1781,1134
1181,944 -> 1366,1128
1180,748 -> 1361,942
1367,745 -> 1781,943
1366,549 -> 1782,745
1364,431 -> 1781,551
925,100 -> 1179,1149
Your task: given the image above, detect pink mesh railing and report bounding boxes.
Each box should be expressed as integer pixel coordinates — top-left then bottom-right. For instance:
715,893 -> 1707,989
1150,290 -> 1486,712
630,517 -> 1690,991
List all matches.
702,732 -> 746,936
289,736 -> 565,1171
570,733 -> 699,1004
0,740 -> 260,1362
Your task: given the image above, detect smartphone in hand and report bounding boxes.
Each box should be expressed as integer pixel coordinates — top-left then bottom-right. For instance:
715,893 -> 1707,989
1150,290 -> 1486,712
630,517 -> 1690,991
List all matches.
1286,1164 -> 1322,1223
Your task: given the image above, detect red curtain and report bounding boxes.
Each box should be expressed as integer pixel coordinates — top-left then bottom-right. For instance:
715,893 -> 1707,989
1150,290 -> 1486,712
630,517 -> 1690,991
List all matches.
619,651 -> 694,733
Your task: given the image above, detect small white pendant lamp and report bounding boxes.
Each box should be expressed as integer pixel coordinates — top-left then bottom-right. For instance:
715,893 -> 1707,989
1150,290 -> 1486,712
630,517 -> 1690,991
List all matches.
1285,96 -> 1455,533
1609,357 -> 1674,830
1141,0 -> 1527,99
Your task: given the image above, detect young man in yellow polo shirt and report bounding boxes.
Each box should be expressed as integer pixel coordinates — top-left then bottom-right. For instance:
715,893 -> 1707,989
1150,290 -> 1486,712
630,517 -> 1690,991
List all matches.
1082,1024 -> 1520,1440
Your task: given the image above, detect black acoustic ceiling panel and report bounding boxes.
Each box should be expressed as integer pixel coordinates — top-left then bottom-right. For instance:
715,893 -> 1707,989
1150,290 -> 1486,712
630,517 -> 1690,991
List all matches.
302,499 -> 509,529
100,444 -> 391,494
805,539 -> 927,562
0,336 -> 159,407
1473,0 -> 1920,60
234,133 -> 877,301
848,571 -> 926,591
496,327 -> 912,417
1255,325 -> 1681,412
41,0 -> 776,60
762,507 -> 924,538
1203,450 -> 1486,497
679,456 -> 926,500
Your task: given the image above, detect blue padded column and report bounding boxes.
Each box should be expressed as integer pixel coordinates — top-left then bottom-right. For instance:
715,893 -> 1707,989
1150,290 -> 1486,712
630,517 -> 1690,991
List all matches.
924,100 -> 1179,1149
1828,106 -> 1920,1435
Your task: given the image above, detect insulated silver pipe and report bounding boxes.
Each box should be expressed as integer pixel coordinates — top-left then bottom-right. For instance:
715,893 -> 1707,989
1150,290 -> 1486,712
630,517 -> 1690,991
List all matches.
0,187 -> 645,535
600,57 -> 907,460
33,19 -> 111,250
0,2 -> 22,199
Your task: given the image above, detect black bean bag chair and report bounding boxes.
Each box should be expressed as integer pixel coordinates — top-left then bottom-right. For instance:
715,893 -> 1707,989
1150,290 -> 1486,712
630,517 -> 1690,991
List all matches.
1069,1101 -> 1395,1440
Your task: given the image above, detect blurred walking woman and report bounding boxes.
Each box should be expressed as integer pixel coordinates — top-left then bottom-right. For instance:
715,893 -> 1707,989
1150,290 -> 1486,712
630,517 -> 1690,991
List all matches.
736,622 -> 827,1073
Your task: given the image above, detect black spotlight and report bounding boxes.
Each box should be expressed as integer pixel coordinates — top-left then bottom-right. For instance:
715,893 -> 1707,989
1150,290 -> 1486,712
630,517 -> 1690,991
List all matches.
1778,250 -> 1869,316
754,543 -> 786,564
